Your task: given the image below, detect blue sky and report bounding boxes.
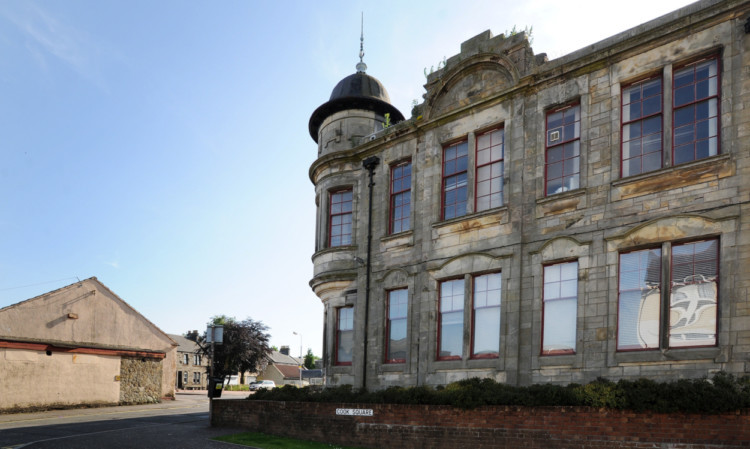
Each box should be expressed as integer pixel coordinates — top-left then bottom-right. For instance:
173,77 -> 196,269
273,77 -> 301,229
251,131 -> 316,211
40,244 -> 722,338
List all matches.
0,0 -> 693,357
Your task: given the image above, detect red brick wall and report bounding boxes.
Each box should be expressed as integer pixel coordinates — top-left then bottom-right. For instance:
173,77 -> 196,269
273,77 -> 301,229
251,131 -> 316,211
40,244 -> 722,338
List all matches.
211,399 -> 750,448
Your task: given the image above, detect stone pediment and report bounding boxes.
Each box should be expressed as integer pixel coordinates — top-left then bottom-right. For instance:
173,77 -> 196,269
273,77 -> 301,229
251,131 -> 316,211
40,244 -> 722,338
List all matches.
427,57 -> 515,118
422,30 -> 543,120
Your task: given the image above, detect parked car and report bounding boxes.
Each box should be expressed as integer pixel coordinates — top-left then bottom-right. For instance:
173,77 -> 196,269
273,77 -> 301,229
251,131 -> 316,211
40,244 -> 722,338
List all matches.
248,380 -> 276,391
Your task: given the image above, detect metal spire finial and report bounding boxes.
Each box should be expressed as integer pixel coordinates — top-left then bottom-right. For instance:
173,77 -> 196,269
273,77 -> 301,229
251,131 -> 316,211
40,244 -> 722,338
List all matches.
356,12 -> 367,73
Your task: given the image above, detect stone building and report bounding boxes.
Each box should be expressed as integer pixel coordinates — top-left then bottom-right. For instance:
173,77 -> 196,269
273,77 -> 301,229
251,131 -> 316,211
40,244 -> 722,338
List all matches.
170,332 -> 209,390
308,0 -> 750,389
256,348 -> 306,387
0,278 -> 177,411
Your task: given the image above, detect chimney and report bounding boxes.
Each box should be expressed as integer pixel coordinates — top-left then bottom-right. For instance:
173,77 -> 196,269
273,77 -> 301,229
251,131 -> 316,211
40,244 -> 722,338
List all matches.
186,330 -> 199,341
280,345 -> 290,356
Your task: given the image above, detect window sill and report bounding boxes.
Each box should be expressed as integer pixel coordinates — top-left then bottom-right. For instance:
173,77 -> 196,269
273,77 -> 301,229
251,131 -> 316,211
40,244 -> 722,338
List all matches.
436,356 -> 462,362
537,188 -> 586,205
535,189 -> 586,218
329,365 -> 353,375
470,353 -> 499,360
468,356 -> 504,371
431,358 -> 465,370
614,346 -> 721,364
379,362 -> 406,373
611,153 -> 732,201
380,230 -> 413,249
538,354 -> 576,367
431,206 -> 509,230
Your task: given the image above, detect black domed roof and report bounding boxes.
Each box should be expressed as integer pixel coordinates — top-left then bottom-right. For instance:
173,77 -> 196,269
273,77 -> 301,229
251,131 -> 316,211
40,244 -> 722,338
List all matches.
329,72 -> 391,103
309,72 -> 405,143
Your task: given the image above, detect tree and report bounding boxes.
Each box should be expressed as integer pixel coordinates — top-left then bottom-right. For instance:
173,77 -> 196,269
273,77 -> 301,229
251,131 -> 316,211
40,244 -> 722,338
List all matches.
303,348 -> 318,369
199,315 -> 272,384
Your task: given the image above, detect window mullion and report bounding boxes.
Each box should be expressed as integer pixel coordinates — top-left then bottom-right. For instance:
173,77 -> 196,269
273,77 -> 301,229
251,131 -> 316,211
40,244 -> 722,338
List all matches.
660,241 -> 672,350
663,65 -> 673,167
464,274 -> 472,360
466,132 -> 476,215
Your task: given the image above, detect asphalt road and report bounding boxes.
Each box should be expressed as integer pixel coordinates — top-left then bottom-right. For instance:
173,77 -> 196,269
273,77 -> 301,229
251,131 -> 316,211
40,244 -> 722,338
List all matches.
0,391 -> 252,449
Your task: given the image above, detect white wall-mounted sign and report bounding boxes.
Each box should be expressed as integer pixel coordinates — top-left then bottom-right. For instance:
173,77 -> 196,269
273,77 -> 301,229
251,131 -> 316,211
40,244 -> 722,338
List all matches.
206,325 -> 223,344
335,408 -> 373,416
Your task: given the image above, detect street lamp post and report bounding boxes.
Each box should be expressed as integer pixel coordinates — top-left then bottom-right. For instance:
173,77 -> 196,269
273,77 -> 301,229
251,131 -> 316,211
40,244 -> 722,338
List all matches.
293,331 -> 303,361
293,331 -> 303,382
206,324 -> 223,424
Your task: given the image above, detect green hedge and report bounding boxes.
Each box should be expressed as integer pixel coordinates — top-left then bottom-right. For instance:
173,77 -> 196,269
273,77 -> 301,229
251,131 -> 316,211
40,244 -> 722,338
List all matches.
248,372 -> 750,413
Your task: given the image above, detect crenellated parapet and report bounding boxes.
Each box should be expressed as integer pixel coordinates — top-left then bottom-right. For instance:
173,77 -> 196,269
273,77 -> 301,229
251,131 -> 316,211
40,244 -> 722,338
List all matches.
421,30 -> 546,120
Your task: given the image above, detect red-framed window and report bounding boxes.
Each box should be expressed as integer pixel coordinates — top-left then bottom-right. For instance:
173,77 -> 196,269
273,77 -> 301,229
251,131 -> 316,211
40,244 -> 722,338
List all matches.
475,128 -> 504,211
442,141 -> 469,220
390,161 -> 411,234
616,239 -> 718,351
618,248 -> 662,351
385,289 -> 408,363
471,272 -> 501,359
335,307 -> 354,365
438,278 -> 464,360
621,76 -> 663,177
673,57 -> 719,165
329,189 -> 352,247
542,261 -> 577,355
545,104 -> 580,196
670,239 -> 718,348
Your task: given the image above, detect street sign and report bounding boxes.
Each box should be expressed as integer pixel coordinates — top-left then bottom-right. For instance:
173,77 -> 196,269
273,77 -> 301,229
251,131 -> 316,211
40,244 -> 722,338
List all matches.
336,408 -> 373,416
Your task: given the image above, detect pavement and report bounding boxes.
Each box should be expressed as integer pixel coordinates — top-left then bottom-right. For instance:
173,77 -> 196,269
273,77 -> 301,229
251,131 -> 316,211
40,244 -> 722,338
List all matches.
0,391 -> 254,449
0,390 -> 248,427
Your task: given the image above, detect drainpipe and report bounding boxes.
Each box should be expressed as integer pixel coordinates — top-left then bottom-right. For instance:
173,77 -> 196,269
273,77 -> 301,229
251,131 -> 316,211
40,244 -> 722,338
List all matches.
322,308 -> 328,386
361,156 -> 379,390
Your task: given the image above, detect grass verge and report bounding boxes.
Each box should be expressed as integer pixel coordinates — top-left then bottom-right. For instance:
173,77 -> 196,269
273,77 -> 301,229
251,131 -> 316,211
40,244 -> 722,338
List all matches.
223,384 -> 250,391
213,432 -> 369,449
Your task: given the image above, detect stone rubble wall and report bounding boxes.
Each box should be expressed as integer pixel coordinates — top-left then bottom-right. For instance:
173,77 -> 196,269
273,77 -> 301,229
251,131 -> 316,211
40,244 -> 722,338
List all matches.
119,356 -> 162,404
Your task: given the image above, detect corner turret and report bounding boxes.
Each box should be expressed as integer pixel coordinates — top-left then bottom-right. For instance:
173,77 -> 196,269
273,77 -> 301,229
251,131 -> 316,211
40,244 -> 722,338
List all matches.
308,26 -> 404,155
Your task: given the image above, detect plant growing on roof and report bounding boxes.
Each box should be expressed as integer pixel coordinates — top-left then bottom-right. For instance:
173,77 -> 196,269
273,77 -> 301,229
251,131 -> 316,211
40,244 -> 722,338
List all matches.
505,25 -> 534,45
381,113 -> 392,129
423,56 -> 447,80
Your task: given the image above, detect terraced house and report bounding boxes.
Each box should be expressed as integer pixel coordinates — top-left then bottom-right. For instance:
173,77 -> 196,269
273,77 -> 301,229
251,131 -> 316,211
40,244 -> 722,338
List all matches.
307,0 -> 750,389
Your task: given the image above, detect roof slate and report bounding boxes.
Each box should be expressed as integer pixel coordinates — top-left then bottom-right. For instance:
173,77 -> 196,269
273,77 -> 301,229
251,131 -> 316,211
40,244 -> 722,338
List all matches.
168,334 -> 201,353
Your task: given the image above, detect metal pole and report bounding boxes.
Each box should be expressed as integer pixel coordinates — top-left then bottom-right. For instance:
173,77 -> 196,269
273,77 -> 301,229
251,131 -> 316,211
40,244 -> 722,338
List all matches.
361,156 -> 379,390
210,340 -> 215,378
294,331 -> 303,361
209,332 -> 215,424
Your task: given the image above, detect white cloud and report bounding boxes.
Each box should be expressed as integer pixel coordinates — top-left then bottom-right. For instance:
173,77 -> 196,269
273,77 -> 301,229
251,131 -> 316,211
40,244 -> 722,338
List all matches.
1,3 -> 112,91
104,253 -> 120,269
